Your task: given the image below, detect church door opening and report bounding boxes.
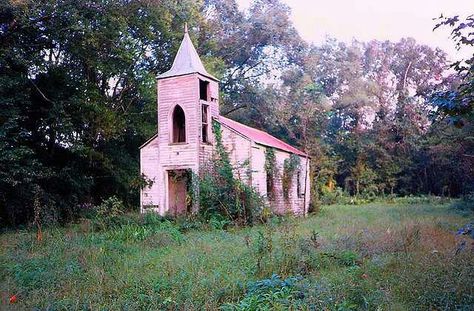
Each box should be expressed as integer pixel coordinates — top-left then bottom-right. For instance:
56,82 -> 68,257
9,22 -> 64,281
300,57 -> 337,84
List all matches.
168,169 -> 191,216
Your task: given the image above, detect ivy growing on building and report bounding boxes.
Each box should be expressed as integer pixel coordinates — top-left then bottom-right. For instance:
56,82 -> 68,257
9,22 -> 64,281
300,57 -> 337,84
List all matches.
282,154 -> 301,200
264,148 -> 277,201
197,121 -> 264,226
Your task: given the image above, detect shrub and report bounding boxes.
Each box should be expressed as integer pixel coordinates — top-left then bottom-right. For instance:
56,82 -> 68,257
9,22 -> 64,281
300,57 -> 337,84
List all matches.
198,122 -> 265,226
320,187 -> 351,205
451,191 -> 474,212
222,274 -> 304,310
93,196 -> 126,231
282,154 -> 300,200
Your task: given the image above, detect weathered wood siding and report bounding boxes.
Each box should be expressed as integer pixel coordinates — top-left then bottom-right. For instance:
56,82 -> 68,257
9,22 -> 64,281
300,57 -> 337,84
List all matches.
140,69 -> 310,216
250,144 -> 267,196
141,73 -> 221,215
220,125 -> 252,182
140,136 -> 161,213
251,146 -> 309,215
157,74 -> 199,168
198,75 -> 219,167
269,150 -> 309,215
216,127 -> 311,215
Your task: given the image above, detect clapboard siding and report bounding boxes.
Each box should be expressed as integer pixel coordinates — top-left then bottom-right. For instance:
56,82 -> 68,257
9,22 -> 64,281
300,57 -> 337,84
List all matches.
270,150 -> 309,215
158,74 -> 199,171
140,33 -> 311,216
251,144 -> 267,196
220,125 -> 252,182
140,136 -> 161,212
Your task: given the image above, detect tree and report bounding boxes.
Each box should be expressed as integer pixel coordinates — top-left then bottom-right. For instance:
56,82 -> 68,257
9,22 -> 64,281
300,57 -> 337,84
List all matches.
432,14 -> 474,126
0,0 -> 201,225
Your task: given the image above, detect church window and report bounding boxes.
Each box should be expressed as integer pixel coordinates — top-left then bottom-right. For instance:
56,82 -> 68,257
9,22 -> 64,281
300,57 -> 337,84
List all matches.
199,79 -> 209,101
172,105 -> 186,143
202,104 -> 209,143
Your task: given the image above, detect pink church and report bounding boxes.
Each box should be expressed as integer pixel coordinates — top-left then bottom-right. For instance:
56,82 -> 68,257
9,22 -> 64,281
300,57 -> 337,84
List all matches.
140,27 -> 310,216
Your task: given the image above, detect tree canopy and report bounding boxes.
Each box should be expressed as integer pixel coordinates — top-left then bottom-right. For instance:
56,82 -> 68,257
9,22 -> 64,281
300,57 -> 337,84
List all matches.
1,0 -> 472,226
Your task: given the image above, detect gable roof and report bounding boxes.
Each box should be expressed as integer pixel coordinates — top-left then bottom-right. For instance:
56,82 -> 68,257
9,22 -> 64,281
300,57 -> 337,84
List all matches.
218,116 -> 308,157
157,24 -> 218,81
139,132 -> 158,149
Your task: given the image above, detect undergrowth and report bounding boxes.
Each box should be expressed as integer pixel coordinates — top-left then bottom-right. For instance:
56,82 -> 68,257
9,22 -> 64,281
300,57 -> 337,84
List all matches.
1,201 -> 473,310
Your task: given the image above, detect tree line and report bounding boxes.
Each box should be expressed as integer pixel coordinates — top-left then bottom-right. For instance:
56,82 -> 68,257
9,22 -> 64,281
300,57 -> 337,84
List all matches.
1,0 -> 472,226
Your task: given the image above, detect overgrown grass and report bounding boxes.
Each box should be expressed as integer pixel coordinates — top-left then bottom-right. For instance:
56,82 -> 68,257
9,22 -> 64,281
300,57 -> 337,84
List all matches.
1,200 -> 473,310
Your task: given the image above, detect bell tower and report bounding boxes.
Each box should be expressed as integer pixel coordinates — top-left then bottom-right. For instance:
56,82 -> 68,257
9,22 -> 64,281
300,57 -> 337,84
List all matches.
147,24 -> 219,215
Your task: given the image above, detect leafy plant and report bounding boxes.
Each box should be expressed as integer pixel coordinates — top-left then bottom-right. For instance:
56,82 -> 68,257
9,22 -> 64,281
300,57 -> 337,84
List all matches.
93,196 -> 126,231
222,274 -> 304,310
264,148 -> 277,202
198,121 -> 265,226
282,154 -> 301,200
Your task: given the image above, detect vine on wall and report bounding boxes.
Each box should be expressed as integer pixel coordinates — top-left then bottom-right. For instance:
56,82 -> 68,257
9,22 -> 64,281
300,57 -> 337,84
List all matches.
282,154 -> 301,200
197,121 -> 264,226
264,148 -> 277,201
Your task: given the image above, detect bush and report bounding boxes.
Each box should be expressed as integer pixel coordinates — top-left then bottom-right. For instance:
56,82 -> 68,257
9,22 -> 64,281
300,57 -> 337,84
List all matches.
92,196 -> 126,231
451,192 -> 474,211
222,274 -> 304,310
320,187 -> 352,205
197,122 -> 265,227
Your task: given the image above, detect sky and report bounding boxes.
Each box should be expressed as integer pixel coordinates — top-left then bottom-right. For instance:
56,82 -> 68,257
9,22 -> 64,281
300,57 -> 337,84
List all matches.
237,0 -> 473,61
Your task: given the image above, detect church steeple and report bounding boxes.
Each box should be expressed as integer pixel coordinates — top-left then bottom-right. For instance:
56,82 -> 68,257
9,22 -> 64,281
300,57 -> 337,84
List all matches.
158,23 -> 217,81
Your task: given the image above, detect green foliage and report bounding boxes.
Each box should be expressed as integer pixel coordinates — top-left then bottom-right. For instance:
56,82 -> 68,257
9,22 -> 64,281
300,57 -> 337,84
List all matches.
198,121 -> 265,226
0,0 -> 198,226
93,196 -> 126,231
264,148 -> 277,201
222,274 -> 304,310
432,15 -> 474,126
282,154 -> 300,199
0,201 -> 473,309
102,221 -> 183,244
451,192 -> 474,212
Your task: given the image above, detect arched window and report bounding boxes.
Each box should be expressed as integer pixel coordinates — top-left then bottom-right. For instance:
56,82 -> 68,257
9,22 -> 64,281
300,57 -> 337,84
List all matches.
172,105 -> 186,143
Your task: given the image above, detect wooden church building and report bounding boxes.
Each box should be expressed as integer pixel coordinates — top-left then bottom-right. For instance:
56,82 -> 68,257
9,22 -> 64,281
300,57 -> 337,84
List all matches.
140,26 -> 310,216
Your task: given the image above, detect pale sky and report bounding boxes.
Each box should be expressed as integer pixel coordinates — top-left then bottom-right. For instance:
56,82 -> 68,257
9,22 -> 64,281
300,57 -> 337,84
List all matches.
237,0 -> 473,61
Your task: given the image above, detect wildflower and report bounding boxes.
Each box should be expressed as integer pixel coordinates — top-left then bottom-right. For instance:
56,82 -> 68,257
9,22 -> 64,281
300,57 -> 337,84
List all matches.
361,273 -> 369,279
9,295 -> 17,304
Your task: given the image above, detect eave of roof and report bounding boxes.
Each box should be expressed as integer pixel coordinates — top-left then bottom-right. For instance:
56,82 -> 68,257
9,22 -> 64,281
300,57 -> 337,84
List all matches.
218,116 -> 308,157
139,132 -> 158,149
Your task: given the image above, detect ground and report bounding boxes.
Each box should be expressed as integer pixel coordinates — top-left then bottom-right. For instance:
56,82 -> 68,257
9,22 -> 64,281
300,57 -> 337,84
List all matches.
1,198 -> 473,310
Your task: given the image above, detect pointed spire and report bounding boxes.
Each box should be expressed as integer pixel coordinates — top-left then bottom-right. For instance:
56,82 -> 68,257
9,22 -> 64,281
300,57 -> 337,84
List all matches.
157,23 -> 217,81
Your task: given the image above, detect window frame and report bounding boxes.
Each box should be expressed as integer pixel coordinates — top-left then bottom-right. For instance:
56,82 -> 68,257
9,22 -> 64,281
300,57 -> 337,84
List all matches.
199,79 -> 209,101
201,104 -> 210,143
170,104 -> 187,144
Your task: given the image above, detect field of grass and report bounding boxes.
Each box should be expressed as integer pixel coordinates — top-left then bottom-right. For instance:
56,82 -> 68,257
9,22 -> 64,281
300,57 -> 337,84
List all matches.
1,199 -> 473,310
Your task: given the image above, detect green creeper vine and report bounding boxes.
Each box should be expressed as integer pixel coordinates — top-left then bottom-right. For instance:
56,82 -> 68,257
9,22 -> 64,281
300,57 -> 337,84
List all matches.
264,148 -> 277,200
282,154 -> 301,200
196,120 -> 263,225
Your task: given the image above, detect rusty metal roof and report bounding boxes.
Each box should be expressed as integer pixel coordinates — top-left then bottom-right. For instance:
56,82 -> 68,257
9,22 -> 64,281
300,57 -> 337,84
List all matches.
219,116 -> 308,157
158,24 -> 218,81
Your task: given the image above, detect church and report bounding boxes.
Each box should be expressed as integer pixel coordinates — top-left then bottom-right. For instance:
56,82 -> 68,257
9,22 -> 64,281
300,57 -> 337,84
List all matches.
140,26 -> 310,216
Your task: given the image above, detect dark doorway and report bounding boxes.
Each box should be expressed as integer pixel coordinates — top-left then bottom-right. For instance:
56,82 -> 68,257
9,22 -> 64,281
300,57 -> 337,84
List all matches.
199,79 -> 209,101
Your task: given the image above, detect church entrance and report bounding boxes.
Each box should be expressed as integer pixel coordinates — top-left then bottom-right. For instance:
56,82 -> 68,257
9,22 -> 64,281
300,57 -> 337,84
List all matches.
167,169 -> 192,216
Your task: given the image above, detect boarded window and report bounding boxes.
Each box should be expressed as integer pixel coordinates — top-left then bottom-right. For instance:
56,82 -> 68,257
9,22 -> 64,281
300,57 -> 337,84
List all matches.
172,105 -> 186,143
202,104 -> 209,143
199,79 -> 209,101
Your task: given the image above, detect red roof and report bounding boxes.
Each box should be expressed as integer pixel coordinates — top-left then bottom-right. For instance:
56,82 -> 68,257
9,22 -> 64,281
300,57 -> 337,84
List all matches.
218,116 -> 308,157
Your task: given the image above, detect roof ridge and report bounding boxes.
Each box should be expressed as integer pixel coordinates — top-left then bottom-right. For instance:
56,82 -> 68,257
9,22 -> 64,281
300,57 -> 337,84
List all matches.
218,116 -> 308,157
